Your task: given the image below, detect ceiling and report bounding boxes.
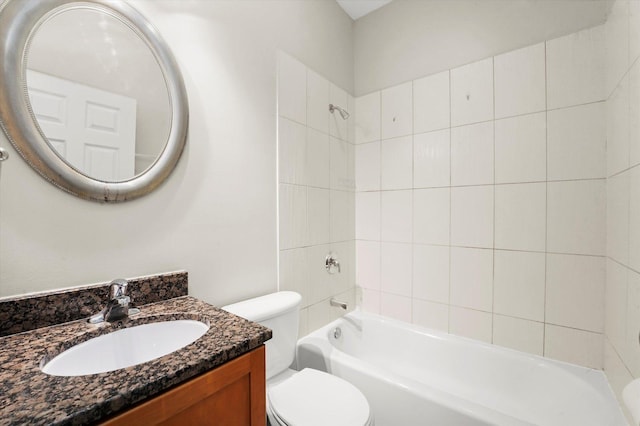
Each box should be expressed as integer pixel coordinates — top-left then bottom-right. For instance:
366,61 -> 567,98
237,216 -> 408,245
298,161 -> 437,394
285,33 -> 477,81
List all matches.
336,0 -> 393,20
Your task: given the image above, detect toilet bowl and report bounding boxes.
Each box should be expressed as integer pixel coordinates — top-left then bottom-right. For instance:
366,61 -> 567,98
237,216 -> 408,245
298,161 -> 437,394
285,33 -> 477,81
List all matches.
223,291 -> 373,426
267,368 -> 373,426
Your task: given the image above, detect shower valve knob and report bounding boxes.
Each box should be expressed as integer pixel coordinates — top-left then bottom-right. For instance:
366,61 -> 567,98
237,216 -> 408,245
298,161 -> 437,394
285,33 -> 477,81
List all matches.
325,252 -> 341,274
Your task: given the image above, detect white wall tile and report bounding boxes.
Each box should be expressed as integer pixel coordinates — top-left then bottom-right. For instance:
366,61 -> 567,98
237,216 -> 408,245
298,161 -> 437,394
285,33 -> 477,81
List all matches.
606,75 -> 630,177
380,292 -> 412,323
355,92 -> 381,144
356,241 -> 380,290
450,247 -> 493,312
306,128 -> 330,188
330,137 -> 354,190
630,58 -> 640,167
495,183 -> 546,252
361,288 -> 381,314
308,299 -> 331,331
451,122 -> 494,186
607,171 -> 630,265
330,190 -> 354,243
606,259 -> 629,354
307,243 -> 333,305
277,52 -> 306,124
449,306 -> 493,343
279,184 -> 307,249
494,250 -> 545,322
494,43 -> 546,119
329,83 -> 348,140
413,244 -> 450,304
355,191 -> 380,241
604,340 -> 634,423
631,0 -> 640,64
495,113 -> 546,184
547,103 -> 606,181
547,180 -> 606,256
546,253 -> 605,333
307,69 -> 329,133
413,188 -> 450,245
626,271 -> 640,377
605,0 -> 630,97
329,241 -> 352,295
546,25 -> 605,109
381,136 -> 413,190
451,58 -> 494,126
414,70 -> 450,134
381,190 -> 413,243
381,242 -> 412,297
413,299 -> 449,333
355,142 -> 380,191
298,308 -> 309,338
348,94 -> 356,144
279,117 -> 308,185
308,188 -> 330,246
381,82 -> 413,139
280,248 -> 309,307
414,129 -> 450,188
544,324 -> 603,369
451,185 -> 494,248
493,315 -> 544,355
630,167 -> 640,271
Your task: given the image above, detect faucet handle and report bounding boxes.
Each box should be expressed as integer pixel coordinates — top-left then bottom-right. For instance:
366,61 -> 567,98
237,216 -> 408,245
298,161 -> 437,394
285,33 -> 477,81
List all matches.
325,252 -> 341,274
109,278 -> 128,299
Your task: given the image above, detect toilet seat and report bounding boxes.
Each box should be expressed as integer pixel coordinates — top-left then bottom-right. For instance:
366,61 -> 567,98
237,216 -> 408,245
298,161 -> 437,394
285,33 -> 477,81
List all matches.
267,368 -> 373,426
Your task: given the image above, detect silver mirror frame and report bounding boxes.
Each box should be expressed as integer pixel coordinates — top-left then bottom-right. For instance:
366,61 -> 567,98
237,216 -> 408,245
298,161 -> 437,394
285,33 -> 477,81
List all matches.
0,0 -> 188,202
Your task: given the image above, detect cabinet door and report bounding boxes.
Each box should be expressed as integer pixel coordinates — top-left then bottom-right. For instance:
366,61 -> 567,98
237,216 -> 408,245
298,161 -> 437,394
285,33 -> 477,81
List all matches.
102,345 -> 266,426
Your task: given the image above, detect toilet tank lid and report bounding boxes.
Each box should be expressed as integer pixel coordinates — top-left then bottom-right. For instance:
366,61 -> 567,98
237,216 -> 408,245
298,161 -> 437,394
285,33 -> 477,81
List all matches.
221,291 -> 301,322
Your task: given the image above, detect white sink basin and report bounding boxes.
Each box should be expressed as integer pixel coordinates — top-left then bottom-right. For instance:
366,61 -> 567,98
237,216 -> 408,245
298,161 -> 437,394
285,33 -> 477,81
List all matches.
41,320 -> 209,376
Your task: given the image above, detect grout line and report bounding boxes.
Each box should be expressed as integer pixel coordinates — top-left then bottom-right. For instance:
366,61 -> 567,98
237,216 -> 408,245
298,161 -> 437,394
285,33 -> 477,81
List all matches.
448,68 -> 453,334
276,62 -> 282,292
543,39 -> 549,357
354,177 -> 607,193
378,91 -> 383,315
411,80 -> 416,324
605,334 -> 636,379
492,56 -> 497,346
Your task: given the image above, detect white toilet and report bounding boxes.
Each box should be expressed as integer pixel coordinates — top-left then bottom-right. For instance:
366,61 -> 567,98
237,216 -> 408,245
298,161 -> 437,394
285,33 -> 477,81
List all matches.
223,291 -> 373,426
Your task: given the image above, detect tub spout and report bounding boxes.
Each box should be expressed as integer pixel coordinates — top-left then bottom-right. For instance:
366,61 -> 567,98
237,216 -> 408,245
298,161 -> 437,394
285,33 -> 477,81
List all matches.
330,298 -> 348,310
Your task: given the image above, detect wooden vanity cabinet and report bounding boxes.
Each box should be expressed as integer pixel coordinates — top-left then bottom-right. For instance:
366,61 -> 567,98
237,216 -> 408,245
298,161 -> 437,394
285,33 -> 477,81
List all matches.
102,345 -> 266,426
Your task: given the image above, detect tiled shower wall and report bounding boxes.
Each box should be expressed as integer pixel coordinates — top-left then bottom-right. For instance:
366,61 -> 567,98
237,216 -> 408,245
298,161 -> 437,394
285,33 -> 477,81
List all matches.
355,25 -> 607,369
277,52 -> 357,337
603,0 -> 640,412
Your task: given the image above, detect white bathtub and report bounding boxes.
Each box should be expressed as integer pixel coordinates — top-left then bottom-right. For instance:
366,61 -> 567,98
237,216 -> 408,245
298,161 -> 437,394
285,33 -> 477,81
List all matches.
297,310 -> 627,426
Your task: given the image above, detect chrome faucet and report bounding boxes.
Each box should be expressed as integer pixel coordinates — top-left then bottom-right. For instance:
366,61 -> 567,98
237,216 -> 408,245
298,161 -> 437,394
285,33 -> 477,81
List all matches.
89,278 -> 135,324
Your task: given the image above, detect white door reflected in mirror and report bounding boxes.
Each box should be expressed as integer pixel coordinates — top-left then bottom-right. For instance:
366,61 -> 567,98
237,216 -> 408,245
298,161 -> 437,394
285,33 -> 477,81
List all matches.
27,70 -> 137,181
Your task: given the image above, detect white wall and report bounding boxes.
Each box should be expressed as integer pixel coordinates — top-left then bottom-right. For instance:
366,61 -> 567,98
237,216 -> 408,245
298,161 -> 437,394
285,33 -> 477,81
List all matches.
603,0 -> 640,419
0,0 -> 353,307
355,25 -> 608,369
277,52 -> 356,336
354,0 -> 613,96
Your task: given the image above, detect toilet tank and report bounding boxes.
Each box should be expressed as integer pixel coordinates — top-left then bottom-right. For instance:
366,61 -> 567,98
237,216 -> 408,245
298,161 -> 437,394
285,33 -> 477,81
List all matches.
222,291 -> 301,380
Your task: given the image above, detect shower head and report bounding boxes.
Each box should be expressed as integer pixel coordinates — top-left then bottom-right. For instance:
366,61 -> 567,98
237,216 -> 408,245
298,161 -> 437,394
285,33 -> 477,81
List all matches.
329,103 -> 350,120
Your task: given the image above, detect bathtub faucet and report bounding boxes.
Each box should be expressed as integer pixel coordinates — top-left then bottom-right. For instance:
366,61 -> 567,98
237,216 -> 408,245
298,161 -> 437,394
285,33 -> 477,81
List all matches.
330,298 -> 348,310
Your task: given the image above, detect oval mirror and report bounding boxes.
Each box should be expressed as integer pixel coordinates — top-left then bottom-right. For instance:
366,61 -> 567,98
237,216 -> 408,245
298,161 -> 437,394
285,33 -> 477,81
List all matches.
0,0 -> 188,202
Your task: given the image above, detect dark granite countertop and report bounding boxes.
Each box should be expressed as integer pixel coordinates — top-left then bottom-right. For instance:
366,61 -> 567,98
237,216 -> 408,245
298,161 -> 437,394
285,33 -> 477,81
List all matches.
0,295 -> 272,425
